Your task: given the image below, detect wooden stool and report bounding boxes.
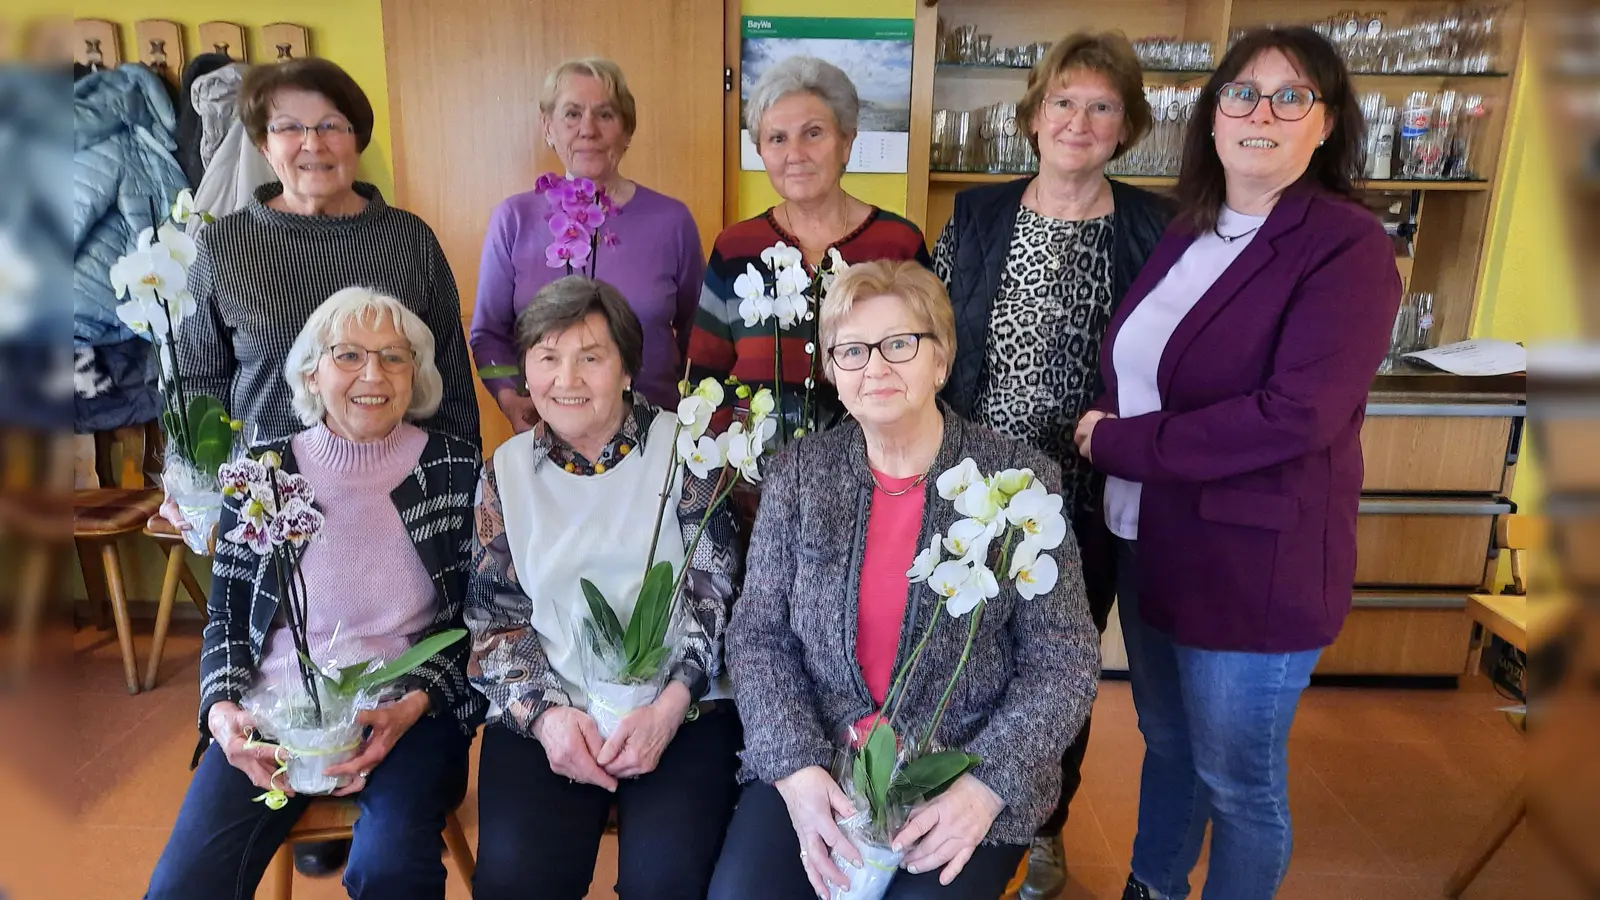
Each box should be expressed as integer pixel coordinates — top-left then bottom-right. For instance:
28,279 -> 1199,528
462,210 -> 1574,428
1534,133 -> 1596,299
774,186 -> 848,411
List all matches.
74,487 -> 164,694
265,797 -> 475,899
141,513 -> 210,691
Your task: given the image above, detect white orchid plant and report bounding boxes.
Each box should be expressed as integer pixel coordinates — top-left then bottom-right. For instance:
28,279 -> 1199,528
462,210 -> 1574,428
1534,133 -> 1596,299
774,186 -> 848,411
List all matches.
109,190 -> 240,533
578,373 -> 777,688
730,241 -> 850,445
846,459 -> 1067,839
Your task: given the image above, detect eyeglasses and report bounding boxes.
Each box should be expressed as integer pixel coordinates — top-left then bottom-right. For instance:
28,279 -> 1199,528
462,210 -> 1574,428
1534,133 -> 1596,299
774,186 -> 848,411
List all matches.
1040,96 -> 1125,125
1217,83 -> 1321,122
828,333 -> 935,371
326,343 -> 415,373
266,120 -> 357,143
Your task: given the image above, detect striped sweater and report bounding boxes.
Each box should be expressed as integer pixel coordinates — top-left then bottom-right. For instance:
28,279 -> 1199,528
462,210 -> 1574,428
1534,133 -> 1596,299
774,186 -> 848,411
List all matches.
686,208 -> 932,434
176,181 -> 481,447
195,428 -> 486,763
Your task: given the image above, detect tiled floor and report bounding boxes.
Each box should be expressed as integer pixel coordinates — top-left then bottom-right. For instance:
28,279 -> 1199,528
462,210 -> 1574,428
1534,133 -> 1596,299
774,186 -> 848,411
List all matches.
25,622 -> 1583,899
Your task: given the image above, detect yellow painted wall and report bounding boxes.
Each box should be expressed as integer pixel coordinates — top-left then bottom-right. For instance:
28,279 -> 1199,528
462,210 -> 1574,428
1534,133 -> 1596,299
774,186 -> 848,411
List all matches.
1473,56 -> 1581,513
72,2 -> 396,199
737,0 -> 916,220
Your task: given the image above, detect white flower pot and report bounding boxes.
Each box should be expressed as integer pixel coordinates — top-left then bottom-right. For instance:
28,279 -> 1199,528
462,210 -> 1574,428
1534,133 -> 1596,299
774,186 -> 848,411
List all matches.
587,680 -> 660,740
278,719 -> 364,795
827,839 -> 903,899
172,490 -> 222,555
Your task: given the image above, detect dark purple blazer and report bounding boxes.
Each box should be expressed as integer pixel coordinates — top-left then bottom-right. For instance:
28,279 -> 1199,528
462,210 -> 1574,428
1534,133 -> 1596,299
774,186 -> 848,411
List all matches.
1091,179 -> 1402,652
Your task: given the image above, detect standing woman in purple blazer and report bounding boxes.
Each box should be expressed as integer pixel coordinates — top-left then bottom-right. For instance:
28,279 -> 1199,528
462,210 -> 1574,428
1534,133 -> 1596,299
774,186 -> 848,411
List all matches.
1073,28 -> 1401,900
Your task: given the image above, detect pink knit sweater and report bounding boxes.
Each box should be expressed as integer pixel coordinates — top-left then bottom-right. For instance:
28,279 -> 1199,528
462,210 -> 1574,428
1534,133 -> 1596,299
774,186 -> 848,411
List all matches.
256,423 -> 436,689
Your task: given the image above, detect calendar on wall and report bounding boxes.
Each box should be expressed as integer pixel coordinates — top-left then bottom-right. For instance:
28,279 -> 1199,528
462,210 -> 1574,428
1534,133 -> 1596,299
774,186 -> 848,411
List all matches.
739,17 -> 914,175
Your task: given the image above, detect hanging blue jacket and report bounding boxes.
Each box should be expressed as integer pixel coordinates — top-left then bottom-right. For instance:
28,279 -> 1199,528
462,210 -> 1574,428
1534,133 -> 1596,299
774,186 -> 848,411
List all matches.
74,64 -> 189,348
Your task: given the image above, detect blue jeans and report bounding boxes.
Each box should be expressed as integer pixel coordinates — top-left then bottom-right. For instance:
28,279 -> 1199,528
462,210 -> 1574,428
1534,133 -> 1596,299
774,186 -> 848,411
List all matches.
145,711 -> 470,900
1117,540 -> 1320,900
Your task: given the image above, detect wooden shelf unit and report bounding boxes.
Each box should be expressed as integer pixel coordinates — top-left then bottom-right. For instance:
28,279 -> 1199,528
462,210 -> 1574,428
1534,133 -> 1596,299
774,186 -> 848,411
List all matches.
916,0 -> 1525,350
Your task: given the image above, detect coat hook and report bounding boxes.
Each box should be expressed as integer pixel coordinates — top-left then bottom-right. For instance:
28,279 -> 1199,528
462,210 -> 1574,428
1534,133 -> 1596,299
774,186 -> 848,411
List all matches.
84,38 -> 103,67
147,38 -> 168,70
213,42 -> 230,55
276,43 -> 294,60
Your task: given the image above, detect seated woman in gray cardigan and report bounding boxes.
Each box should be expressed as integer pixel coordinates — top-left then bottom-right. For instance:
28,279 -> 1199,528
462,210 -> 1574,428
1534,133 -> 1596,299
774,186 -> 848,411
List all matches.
709,261 -> 1100,900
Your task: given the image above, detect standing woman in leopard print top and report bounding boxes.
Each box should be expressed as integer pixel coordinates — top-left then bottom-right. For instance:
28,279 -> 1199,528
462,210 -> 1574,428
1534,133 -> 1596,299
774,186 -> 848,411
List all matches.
932,31 -> 1172,897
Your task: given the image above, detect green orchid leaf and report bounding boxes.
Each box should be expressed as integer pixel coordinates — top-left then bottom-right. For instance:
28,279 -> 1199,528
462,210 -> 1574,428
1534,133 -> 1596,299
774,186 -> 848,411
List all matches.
581,579 -> 626,655
623,562 -> 675,666
863,721 -> 897,820
476,364 -> 521,379
853,753 -> 874,823
887,750 -> 982,806
623,644 -> 672,682
335,661 -> 375,690
186,395 -> 233,476
350,629 -> 467,693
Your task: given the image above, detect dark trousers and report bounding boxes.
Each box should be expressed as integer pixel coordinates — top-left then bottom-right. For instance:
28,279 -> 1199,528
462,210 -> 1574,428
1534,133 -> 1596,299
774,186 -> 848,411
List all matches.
473,705 -> 743,900
145,712 -> 471,900
709,780 -> 1028,900
1037,510 -> 1119,837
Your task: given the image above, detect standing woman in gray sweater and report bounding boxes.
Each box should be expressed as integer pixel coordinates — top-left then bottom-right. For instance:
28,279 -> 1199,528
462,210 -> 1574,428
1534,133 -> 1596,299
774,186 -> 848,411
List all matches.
709,261 -> 1100,900
175,58 -> 479,449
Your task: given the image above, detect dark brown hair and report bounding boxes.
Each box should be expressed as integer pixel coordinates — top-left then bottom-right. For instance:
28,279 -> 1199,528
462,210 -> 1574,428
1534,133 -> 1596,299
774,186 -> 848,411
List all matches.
240,58 -> 376,152
514,276 -> 645,382
1019,31 -> 1153,161
1175,27 -> 1366,233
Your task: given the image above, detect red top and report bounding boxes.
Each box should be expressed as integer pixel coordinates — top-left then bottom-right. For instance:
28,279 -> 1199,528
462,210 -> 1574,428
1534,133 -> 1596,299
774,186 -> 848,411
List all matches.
852,471 -> 926,740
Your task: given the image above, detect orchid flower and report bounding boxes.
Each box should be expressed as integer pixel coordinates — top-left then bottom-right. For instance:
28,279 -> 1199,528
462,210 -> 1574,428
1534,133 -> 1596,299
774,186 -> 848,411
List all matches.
936,457 -> 983,501
928,559 -> 997,617
907,532 -> 941,583
275,470 -> 314,505
720,424 -> 763,482
225,515 -> 274,555
269,498 -> 325,548
691,377 -> 725,408
548,212 -> 589,243
109,247 -> 186,304
1008,542 -> 1060,600
545,239 -> 591,269
954,477 -> 1005,525
942,517 -> 995,566
760,241 -> 802,271
218,459 -> 266,496
991,468 -> 1037,499
138,223 -> 198,268
1005,489 -> 1068,552
676,431 -> 723,479
170,189 -> 198,225
677,395 -> 715,440
748,387 -> 775,423
775,262 -> 811,298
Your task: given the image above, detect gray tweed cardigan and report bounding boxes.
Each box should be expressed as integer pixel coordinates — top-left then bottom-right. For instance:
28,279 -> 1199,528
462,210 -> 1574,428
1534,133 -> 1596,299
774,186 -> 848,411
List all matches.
725,409 -> 1100,846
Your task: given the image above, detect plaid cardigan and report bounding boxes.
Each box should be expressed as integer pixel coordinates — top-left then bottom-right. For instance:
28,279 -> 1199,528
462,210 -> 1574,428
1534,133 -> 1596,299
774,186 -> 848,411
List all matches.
193,429 -> 486,764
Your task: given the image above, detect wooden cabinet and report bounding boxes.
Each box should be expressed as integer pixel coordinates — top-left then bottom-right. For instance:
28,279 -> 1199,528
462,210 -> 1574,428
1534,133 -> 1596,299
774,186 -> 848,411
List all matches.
1354,498 -> 1510,588
1361,403 -> 1520,493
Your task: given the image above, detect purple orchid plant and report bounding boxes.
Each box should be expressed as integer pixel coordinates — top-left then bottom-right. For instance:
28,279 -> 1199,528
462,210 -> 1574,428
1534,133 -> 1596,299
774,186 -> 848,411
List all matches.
537,173 -> 620,277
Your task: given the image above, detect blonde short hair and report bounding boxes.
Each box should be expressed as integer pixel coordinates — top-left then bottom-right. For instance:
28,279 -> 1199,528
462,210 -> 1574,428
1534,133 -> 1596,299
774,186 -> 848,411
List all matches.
1018,31 -> 1152,161
284,286 -> 444,427
539,57 -> 639,138
819,260 -> 957,381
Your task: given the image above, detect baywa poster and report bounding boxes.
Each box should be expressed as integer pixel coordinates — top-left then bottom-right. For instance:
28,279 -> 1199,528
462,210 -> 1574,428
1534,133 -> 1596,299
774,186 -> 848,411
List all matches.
740,16 -> 914,175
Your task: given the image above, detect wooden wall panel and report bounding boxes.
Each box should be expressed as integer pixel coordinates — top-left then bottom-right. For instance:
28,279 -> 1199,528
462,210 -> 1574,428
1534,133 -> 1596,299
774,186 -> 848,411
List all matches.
383,0 -> 726,454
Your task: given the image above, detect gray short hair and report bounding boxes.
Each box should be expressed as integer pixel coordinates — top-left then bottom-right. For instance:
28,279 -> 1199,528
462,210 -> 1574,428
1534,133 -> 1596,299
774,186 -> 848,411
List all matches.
745,56 -> 860,144
284,286 -> 444,427
514,276 -> 644,382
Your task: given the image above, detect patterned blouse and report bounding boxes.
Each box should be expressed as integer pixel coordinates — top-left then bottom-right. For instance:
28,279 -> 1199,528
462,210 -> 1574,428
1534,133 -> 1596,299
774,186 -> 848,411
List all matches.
464,397 -> 743,738
933,208 -> 1116,518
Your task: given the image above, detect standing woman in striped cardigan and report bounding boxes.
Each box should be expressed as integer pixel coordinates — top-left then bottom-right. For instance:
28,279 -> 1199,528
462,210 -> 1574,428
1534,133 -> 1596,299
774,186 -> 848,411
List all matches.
174,57 -> 480,450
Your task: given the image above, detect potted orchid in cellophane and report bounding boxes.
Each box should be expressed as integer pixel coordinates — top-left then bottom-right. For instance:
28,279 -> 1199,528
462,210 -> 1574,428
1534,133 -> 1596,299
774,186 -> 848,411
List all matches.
729,241 -> 850,447
220,453 -> 466,806
575,374 -> 778,738
826,460 -> 1068,900
476,174 -> 621,392
108,190 -> 239,554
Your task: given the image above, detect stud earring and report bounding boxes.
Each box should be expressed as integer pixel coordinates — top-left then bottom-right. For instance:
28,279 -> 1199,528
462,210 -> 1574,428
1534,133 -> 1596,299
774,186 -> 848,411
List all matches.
1318,139 -> 1325,147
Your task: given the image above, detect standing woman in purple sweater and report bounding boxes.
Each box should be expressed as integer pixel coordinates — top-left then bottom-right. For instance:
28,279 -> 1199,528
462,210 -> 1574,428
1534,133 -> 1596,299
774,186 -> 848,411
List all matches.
471,57 -> 706,429
1074,28 -> 1400,900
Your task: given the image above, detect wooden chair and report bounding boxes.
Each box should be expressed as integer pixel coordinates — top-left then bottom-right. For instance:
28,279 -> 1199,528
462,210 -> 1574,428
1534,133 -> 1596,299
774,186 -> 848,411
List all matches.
1,428 -> 72,683
265,797 -> 475,899
141,512 -> 210,691
73,424 -> 164,694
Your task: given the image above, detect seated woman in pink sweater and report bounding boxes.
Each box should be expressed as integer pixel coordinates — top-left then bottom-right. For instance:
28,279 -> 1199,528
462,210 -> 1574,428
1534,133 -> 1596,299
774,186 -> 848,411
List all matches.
146,287 -> 484,900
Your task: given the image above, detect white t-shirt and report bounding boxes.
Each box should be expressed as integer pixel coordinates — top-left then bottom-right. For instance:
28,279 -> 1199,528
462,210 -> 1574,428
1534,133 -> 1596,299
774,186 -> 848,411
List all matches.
1104,206 -> 1269,540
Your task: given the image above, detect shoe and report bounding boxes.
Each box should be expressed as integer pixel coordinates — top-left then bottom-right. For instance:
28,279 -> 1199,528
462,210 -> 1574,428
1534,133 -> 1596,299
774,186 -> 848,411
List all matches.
1018,832 -> 1067,900
1122,874 -> 1157,900
293,839 -> 350,877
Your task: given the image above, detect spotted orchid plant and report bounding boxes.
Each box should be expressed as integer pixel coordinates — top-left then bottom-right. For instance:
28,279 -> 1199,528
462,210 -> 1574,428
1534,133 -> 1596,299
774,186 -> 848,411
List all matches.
730,241 -> 850,445
846,460 -> 1068,839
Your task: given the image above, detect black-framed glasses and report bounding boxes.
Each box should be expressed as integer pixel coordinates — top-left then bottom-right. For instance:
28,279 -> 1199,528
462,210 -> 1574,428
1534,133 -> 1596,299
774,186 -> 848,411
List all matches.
828,333 -> 935,372
266,120 -> 357,143
326,343 -> 415,373
1216,82 -> 1321,122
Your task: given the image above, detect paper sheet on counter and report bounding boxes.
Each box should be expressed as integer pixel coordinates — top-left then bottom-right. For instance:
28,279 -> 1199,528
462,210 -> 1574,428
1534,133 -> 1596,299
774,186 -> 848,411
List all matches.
1403,339 -> 1526,376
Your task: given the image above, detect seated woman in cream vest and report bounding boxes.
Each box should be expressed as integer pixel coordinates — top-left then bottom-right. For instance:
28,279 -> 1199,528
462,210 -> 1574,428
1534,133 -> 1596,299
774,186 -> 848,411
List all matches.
464,276 -> 743,900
